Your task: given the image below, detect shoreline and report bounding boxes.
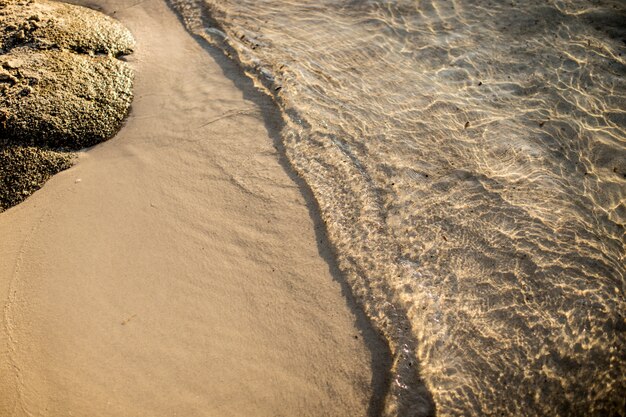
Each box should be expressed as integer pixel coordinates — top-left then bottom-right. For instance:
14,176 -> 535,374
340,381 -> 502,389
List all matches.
0,0 -> 390,415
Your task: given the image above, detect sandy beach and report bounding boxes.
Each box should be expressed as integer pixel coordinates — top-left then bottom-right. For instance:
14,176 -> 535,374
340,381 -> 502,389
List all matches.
0,1 -> 389,416
2,0 -> 624,415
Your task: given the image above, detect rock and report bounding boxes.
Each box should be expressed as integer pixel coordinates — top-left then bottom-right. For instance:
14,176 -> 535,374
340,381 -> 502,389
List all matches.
0,145 -> 73,211
0,0 -> 135,211
0,71 -> 16,84
1,47 -> 134,148
4,58 -> 22,68
0,0 -> 134,55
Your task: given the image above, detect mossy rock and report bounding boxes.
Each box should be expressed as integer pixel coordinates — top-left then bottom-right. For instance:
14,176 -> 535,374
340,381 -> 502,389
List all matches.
0,0 -> 135,211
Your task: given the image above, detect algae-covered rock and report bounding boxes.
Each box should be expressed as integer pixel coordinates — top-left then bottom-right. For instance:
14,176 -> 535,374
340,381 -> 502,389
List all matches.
0,0 -> 135,211
1,47 -> 134,148
0,0 -> 134,55
0,143 -> 73,211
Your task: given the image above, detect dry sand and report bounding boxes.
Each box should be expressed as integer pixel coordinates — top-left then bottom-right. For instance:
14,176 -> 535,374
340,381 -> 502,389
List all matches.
0,0 -> 389,415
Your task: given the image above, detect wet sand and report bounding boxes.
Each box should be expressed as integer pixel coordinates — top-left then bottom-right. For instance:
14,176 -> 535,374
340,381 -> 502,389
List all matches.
0,0 -> 389,416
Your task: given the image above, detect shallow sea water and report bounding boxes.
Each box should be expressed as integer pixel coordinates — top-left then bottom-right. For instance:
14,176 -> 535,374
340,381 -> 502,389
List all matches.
167,0 -> 626,415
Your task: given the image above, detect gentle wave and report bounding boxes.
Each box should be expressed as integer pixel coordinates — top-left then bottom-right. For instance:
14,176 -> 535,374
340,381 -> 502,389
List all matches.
167,0 -> 626,415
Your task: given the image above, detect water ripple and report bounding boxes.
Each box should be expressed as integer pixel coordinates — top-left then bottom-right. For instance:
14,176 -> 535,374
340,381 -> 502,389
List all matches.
169,0 -> 625,415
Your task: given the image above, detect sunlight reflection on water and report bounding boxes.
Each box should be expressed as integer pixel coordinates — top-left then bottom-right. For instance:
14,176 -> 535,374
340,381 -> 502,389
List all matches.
169,0 -> 625,414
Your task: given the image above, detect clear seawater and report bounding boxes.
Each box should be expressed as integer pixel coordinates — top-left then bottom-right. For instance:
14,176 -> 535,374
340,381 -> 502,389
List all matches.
168,0 -> 626,415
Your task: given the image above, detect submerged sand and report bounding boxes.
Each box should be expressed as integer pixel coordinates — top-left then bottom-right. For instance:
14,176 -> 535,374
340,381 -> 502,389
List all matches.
0,0 -> 387,415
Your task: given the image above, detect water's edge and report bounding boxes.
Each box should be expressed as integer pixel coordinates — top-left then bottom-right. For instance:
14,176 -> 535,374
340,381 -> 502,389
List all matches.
164,1 -> 626,416
162,1 -> 423,415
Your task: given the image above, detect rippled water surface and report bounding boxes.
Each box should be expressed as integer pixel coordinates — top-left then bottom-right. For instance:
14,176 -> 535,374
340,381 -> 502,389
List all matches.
168,0 -> 626,415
